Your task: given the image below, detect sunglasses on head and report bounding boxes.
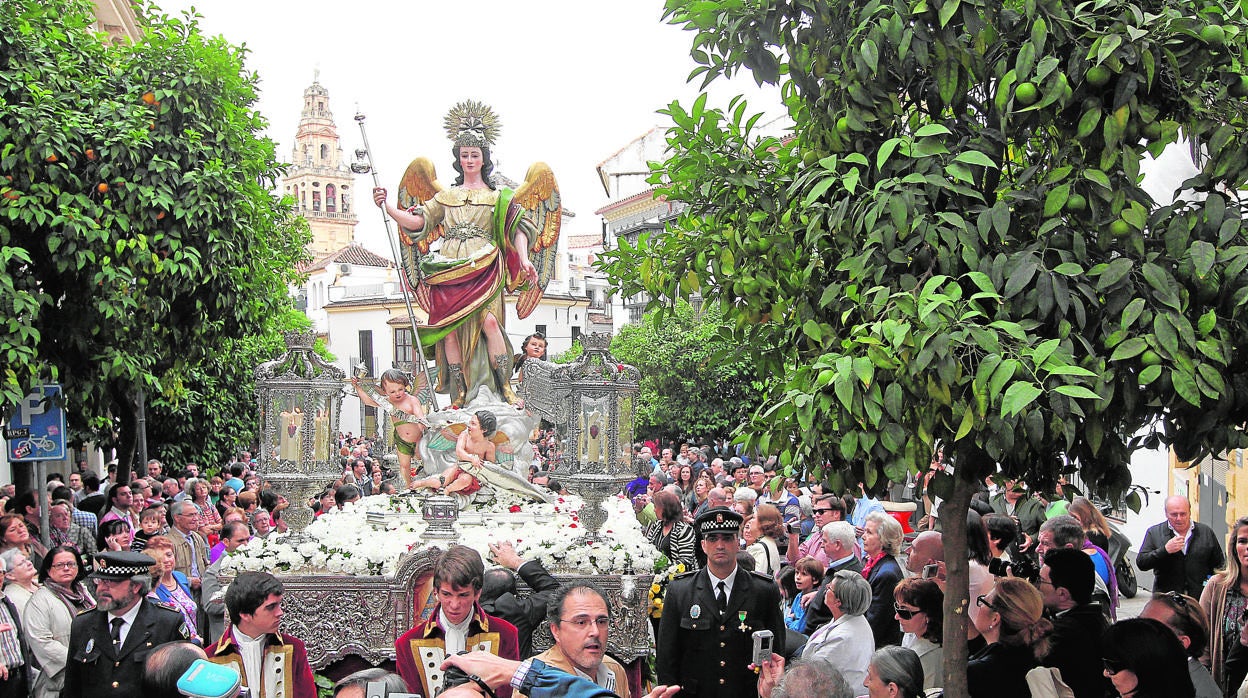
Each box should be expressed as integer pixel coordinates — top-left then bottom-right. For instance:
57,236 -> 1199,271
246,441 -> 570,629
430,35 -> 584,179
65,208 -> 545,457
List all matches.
894,603 -> 922,620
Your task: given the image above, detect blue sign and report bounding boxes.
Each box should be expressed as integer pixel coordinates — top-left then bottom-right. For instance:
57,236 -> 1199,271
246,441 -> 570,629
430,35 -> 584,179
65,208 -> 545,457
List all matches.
5,385 -> 66,461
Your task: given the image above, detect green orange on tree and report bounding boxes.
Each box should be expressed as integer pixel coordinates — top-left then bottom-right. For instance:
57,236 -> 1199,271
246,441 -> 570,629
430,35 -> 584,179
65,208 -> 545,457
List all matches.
1086,65 -> 1111,87
1015,82 -> 1038,105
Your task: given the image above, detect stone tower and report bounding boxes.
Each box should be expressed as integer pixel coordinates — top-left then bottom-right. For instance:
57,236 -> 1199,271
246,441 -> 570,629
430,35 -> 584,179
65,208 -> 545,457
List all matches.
283,78 -> 358,254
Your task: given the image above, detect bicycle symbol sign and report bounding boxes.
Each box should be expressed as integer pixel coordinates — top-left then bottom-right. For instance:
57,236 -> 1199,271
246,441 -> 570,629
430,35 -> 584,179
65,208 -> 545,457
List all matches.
4,385 -> 66,462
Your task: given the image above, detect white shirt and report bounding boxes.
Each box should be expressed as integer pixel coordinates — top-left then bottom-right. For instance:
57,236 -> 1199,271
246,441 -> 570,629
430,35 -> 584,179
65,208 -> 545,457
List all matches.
108,601 -> 143,649
706,566 -> 740,605
233,627 -> 267,691
1169,523 -> 1194,554
439,607 -> 472,655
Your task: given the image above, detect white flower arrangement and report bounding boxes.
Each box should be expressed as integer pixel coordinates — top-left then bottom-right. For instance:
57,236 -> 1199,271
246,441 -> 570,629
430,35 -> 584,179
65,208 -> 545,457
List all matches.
221,493 -> 658,578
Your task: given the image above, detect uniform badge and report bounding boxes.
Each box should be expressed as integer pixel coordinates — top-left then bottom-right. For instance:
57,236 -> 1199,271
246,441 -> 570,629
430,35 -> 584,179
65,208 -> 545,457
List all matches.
85,639 -> 94,653
690,604 -> 701,619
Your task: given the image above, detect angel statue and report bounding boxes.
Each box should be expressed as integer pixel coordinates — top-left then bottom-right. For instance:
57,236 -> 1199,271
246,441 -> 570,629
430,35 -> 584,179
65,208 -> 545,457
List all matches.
372,100 -> 561,409
413,409 -> 554,506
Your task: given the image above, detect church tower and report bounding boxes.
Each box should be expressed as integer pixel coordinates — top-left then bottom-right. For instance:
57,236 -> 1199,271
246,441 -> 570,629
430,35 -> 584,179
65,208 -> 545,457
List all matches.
282,77 -> 358,254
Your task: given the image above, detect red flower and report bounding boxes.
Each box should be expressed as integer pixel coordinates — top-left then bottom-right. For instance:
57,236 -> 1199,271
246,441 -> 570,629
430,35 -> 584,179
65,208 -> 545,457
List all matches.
617,364 -> 624,371
570,523 -> 578,528
509,505 -> 522,513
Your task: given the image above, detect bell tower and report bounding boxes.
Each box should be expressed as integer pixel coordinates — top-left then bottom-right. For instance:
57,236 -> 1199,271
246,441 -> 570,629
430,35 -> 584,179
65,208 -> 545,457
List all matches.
282,75 -> 358,254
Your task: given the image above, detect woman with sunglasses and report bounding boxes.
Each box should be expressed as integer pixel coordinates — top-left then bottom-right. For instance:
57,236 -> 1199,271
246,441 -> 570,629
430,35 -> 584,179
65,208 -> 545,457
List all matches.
893,577 -> 944,691
967,577 -> 1051,697
1200,515 -> 1248,694
1101,617 -> 1195,697
1139,592 -> 1219,698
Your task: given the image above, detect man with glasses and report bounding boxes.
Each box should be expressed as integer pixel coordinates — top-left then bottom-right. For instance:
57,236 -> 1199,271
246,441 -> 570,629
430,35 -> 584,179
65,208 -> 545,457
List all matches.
202,521 -> 251,644
787,495 -> 844,566
524,585 -> 627,695
658,508 -> 784,697
1035,549 -> 1110,698
801,521 -> 864,635
63,551 -> 190,698
169,501 -> 209,594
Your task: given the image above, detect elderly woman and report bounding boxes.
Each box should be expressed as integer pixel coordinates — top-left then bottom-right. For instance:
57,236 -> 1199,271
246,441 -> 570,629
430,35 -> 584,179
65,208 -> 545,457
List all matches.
645,490 -> 697,569
863,511 -> 905,647
145,535 -> 200,644
801,569 -> 874,689
1101,617 -> 1195,698
967,577 -> 1052,697
894,577 -> 944,691
25,546 -> 94,698
864,646 -> 926,698
0,548 -> 39,624
186,478 -> 222,540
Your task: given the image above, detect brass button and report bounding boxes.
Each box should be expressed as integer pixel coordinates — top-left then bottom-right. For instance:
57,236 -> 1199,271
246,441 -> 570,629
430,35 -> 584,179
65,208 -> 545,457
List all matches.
720,679 -> 726,684
720,660 -> 726,667
115,662 -> 120,667
112,682 -> 119,688
719,625 -> 725,631
720,642 -> 726,648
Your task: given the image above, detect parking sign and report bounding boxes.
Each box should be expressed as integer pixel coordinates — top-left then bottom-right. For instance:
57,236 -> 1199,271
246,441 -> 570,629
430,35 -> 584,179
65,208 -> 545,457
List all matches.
4,385 -> 67,461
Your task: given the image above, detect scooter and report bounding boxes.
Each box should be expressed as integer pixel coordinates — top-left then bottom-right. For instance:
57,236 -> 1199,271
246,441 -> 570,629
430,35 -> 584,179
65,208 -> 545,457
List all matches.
1105,521 -> 1138,598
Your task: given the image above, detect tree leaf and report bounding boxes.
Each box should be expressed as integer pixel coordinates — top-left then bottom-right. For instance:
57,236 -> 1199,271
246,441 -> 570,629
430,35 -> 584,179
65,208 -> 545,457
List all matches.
1001,382 -> 1042,417
1109,337 -> 1147,361
1054,385 -> 1102,400
1191,241 -> 1216,278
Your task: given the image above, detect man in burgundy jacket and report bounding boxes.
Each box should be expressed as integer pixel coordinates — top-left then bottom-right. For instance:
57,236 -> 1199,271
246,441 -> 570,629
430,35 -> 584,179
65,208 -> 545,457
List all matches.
397,545 -> 520,697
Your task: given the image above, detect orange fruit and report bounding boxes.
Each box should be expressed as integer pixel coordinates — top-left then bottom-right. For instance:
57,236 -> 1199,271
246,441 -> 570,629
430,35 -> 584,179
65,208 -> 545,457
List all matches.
86,149 -> 97,161
142,92 -> 156,104
156,211 -> 166,220
97,182 -> 109,194
1015,82 -> 1039,105
45,154 -> 58,163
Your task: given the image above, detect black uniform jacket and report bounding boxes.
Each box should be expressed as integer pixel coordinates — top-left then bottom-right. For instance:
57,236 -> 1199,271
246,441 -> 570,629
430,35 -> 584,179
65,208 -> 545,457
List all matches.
657,566 -> 784,698
63,597 -> 188,698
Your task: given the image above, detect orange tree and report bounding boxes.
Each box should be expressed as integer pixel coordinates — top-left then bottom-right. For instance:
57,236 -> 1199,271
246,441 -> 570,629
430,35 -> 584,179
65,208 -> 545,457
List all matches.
599,0 -> 1248,691
0,0 -> 308,479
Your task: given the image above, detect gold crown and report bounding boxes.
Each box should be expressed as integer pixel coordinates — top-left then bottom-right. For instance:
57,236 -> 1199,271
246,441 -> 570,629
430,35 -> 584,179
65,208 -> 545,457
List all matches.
443,100 -> 502,149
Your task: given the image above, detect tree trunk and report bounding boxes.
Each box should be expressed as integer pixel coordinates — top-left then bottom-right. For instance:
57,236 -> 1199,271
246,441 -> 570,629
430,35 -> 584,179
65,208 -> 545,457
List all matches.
942,444 -> 994,697
111,384 -> 137,484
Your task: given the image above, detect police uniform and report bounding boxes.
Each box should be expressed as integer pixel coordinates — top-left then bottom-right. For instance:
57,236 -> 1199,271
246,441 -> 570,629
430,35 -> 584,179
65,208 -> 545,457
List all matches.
657,508 -> 784,698
62,551 -> 190,698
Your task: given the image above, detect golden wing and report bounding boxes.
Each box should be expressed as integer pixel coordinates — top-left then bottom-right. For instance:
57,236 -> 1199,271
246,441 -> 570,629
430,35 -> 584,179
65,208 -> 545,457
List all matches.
397,157 -> 445,256
512,162 -> 562,319
513,162 -> 561,253
439,422 -> 469,441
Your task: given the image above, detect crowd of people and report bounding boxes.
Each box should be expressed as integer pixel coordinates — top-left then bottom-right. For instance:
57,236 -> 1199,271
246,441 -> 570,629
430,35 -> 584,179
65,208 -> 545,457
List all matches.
0,434 -> 1239,698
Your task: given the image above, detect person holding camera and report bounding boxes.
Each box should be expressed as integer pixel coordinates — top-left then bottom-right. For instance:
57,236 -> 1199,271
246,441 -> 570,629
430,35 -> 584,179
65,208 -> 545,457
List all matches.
1036,515 -> 1118,621
657,508 -> 784,698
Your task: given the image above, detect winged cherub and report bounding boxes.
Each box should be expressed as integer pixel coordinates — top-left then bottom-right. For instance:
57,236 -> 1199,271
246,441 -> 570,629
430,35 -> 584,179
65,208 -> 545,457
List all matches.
372,100 -> 561,409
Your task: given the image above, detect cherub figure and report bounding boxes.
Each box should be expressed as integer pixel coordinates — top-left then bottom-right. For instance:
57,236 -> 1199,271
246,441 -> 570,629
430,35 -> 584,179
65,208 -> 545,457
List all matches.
411,410 -> 499,495
419,410 -> 554,505
351,368 -> 428,490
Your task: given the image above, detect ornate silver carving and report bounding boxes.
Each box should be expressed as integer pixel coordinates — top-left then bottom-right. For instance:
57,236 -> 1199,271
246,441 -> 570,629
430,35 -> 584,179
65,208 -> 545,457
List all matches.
268,549 -> 653,668
526,333 -> 639,543
421,495 -> 459,538
254,332 -> 346,531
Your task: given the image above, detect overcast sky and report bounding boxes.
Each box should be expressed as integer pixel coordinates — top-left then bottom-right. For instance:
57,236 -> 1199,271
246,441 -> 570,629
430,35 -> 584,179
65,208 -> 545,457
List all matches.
154,0 -> 782,253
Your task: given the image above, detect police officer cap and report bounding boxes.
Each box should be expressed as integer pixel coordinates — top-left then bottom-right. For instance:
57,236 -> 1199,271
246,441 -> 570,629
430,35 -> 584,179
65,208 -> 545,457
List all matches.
695,507 -> 743,536
89,551 -> 156,580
